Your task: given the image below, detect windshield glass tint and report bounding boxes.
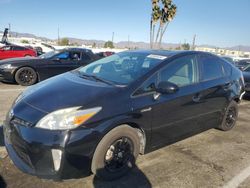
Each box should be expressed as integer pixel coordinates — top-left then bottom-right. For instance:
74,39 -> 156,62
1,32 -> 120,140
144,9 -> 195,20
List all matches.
245,66 -> 250,72
78,52 -> 167,85
39,51 -> 59,59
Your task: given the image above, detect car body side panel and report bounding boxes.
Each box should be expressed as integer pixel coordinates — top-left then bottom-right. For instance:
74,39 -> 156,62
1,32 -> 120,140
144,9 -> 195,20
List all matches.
150,83 -> 206,149
197,77 -> 231,129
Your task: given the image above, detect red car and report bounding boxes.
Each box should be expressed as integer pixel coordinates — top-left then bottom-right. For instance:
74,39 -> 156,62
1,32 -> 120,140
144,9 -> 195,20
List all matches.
0,45 -> 37,60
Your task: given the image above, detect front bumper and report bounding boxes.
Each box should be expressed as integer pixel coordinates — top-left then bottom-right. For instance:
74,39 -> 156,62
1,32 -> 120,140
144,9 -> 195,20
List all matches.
3,119 -> 102,180
0,68 -> 15,83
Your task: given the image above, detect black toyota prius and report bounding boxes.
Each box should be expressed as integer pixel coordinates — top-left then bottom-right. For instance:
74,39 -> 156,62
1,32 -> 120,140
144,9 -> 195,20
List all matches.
3,50 -> 245,180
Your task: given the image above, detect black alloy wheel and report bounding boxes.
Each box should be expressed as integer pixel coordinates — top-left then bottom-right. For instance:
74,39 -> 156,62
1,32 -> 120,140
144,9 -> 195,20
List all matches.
104,137 -> 134,173
91,125 -> 140,180
15,67 -> 37,86
225,106 -> 237,129
218,100 -> 238,131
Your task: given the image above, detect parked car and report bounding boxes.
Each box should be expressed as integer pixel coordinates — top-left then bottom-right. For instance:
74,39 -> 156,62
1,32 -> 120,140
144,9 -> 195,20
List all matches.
0,45 -> 37,60
4,50 -> 244,181
236,59 -> 250,70
96,51 -> 115,58
243,65 -> 250,95
0,48 -> 99,86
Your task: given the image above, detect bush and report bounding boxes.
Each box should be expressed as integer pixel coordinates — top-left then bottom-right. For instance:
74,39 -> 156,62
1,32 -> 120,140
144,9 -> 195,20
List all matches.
21,40 -> 29,44
58,38 -> 69,46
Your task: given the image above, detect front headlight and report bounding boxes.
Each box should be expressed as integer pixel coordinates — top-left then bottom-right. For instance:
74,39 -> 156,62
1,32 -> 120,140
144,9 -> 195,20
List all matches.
36,106 -> 102,130
0,64 -> 14,69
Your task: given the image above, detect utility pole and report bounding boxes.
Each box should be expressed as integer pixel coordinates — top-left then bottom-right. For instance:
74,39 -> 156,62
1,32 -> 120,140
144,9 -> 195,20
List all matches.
57,26 -> 60,45
192,34 -> 196,50
128,35 -> 130,49
8,23 -> 11,38
112,32 -> 114,43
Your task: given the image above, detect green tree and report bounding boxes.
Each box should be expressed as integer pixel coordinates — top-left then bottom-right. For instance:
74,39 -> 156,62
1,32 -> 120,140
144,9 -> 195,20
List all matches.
58,38 -> 69,46
150,0 -> 177,49
104,41 -> 114,48
92,42 -> 96,48
175,46 -> 181,50
181,43 -> 190,50
21,39 -> 29,44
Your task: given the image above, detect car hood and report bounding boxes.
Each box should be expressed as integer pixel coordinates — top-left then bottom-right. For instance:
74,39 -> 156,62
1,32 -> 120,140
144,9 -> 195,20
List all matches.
18,72 -> 121,113
0,57 -> 39,64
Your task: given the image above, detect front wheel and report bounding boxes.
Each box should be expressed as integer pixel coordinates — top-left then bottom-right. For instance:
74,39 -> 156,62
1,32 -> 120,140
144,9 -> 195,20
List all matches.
15,67 -> 37,86
218,100 -> 238,131
91,125 -> 140,180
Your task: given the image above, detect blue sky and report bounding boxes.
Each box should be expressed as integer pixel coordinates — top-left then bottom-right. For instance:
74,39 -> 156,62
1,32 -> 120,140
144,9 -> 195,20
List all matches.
0,0 -> 250,47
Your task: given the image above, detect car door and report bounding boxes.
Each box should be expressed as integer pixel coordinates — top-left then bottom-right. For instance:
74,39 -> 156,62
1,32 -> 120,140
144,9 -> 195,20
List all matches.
0,46 -> 12,59
46,51 -> 80,77
11,46 -> 21,57
0,47 -> 6,59
196,54 -> 231,129
150,54 -> 205,148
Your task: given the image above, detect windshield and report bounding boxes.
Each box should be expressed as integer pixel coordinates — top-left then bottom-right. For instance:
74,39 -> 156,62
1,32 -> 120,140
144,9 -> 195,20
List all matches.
223,57 -> 234,63
238,61 -> 250,66
244,65 -> 250,72
39,50 -> 60,59
77,52 -> 167,85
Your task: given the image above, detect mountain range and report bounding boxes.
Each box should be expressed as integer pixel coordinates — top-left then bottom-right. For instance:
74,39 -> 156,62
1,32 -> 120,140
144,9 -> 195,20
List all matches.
1,31 -> 250,52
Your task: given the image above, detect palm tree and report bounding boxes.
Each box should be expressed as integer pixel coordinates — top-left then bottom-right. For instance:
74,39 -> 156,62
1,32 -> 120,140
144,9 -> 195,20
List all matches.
150,0 -> 177,49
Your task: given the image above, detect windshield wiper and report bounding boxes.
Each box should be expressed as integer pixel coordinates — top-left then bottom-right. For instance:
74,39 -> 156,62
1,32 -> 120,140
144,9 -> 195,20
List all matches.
78,73 -> 114,86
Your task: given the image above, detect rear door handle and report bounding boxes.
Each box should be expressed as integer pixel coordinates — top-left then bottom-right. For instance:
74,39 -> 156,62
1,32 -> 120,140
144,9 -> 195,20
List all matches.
192,93 -> 202,103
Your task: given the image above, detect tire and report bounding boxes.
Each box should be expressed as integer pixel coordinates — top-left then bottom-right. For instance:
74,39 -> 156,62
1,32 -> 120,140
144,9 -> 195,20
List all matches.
24,55 -> 31,57
91,125 -> 140,180
218,100 -> 238,131
15,67 -> 37,86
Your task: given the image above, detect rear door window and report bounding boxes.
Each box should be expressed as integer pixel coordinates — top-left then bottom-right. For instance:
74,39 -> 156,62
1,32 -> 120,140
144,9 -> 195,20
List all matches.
81,52 -> 92,61
12,46 -> 26,51
198,55 -> 224,81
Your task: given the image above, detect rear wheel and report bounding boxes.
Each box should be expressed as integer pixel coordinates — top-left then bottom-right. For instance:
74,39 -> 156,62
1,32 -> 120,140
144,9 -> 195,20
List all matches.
218,100 -> 238,131
91,125 -> 140,180
15,67 -> 37,86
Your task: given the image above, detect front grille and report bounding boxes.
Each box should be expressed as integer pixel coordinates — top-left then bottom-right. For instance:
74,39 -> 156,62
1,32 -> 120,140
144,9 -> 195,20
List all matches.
11,117 -> 33,127
10,129 -> 34,168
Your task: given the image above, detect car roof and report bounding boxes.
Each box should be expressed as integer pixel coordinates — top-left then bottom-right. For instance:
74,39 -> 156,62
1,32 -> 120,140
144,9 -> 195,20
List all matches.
126,49 -> 206,58
63,48 -> 92,52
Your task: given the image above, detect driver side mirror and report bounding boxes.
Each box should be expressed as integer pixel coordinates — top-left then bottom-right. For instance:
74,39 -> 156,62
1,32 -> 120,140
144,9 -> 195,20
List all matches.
156,81 -> 179,94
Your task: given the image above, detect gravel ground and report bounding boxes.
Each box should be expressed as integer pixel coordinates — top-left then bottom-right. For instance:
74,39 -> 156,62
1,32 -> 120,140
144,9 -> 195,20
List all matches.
0,82 -> 250,188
